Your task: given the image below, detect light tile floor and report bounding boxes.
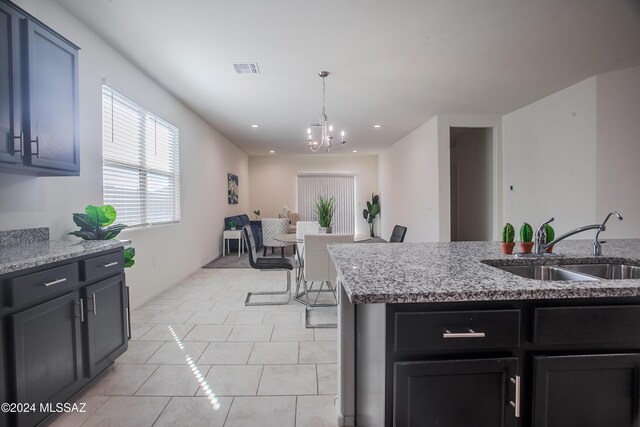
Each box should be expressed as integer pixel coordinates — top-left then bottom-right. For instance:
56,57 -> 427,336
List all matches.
49,268 -> 338,427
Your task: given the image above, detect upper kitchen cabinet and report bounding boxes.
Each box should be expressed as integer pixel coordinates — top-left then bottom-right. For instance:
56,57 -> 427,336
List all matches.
0,0 -> 79,176
0,1 -> 22,166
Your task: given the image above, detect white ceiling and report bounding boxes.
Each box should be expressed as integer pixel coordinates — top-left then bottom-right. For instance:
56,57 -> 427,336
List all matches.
56,0 -> 640,155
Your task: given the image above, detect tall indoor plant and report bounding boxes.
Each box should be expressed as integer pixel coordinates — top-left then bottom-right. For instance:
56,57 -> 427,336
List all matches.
69,204 -> 135,267
314,195 -> 335,233
363,193 -> 380,238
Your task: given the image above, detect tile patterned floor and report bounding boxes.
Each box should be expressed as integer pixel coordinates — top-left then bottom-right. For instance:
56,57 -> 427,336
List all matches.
49,268 -> 338,427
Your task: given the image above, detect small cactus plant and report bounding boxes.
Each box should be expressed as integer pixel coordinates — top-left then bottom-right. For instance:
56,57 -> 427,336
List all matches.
501,223 -> 515,243
519,223 -> 533,242
544,224 -> 555,243
544,224 -> 556,253
500,223 -> 515,254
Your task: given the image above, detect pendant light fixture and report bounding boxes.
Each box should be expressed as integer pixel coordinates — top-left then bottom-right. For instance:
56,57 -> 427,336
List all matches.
306,71 -> 346,152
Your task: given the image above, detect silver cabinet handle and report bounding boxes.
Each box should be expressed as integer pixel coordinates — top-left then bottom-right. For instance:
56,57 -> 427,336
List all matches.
442,328 -> 486,338
92,293 -> 97,315
13,133 -> 24,156
30,136 -> 39,158
80,298 -> 84,322
43,277 -> 67,287
509,376 -> 521,418
103,261 -> 118,268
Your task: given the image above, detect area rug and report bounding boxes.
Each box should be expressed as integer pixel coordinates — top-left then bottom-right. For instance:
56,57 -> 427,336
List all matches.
203,246 -> 296,268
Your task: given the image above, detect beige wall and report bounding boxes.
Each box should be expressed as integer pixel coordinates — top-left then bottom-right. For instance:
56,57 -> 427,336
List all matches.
0,0 -> 249,307
378,117 -> 440,242
596,66 -> 640,238
248,155 -> 377,236
503,77 -> 598,236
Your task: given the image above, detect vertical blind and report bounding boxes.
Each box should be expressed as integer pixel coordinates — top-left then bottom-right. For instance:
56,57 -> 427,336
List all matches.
102,85 -> 180,227
297,174 -> 355,234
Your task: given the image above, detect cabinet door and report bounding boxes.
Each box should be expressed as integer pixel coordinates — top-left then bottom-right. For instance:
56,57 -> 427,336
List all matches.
533,354 -> 640,427
22,18 -> 79,173
394,358 -> 519,427
84,273 -> 128,377
0,1 -> 22,165
12,292 -> 82,426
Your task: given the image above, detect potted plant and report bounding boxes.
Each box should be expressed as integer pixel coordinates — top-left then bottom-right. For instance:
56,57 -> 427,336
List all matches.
314,195 -> 335,233
519,222 -> 534,253
362,193 -> 380,238
253,209 -> 261,220
228,219 -> 238,230
69,204 -> 135,267
500,223 -> 515,254
544,223 -> 555,253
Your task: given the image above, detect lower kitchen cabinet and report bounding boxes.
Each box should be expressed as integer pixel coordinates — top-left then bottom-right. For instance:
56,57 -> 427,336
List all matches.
357,299 -> 640,426
532,353 -> 640,427
394,357 -> 519,427
84,274 -> 127,377
11,292 -> 82,427
0,248 -> 129,427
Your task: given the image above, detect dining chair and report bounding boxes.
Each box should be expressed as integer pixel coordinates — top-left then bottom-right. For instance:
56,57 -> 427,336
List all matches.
243,225 -> 294,306
390,225 -> 407,243
261,218 -> 290,257
299,233 -> 353,327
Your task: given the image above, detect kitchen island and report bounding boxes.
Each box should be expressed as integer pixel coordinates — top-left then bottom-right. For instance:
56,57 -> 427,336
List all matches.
328,239 -> 640,426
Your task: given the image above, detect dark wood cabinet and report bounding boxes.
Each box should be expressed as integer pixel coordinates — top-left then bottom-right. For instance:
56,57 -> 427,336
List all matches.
0,0 -> 79,175
11,292 -> 82,426
0,0 -> 22,166
84,274 -> 127,377
0,248 -> 128,427
532,354 -> 640,427
357,299 -> 640,427
394,358 -> 519,427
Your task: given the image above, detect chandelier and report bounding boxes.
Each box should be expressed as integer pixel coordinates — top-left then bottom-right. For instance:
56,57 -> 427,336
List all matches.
306,71 -> 346,152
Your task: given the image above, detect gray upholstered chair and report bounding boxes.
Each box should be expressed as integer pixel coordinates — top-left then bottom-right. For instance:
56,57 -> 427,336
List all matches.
261,218 -> 290,257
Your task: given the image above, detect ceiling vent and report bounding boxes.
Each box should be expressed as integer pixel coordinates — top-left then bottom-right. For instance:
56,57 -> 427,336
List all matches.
230,62 -> 260,75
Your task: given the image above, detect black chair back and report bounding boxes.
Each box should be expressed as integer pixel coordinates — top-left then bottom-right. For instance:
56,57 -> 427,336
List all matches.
390,225 -> 407,243
243,225 -> 259,268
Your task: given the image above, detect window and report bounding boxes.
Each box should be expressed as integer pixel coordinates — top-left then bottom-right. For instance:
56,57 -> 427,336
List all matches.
297,174 -> 356,233
102,85 -> 180,227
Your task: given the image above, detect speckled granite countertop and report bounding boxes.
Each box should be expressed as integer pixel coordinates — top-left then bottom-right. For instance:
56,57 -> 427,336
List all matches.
0,228 -> 129,275
328,239 -> 640,304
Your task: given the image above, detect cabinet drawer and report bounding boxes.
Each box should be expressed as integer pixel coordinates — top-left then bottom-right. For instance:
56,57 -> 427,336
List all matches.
9,263 -> 79,307
394,309 -> 521,352
534,305 -> 640,346
81,251 -> 124,282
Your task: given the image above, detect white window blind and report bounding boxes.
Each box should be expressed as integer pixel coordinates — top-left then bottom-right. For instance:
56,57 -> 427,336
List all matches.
102,85 -> 180,227
297,174 -> 355,234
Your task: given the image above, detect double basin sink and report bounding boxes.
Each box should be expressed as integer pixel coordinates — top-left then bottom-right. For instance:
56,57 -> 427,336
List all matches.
491,263 -> 640,282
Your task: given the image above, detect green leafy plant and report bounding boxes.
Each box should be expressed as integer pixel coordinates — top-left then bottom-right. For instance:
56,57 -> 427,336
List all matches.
228,219 -> 238,229
253,209 -> 261,219
519,222 -> 533,242
314,195 -> 335,228
501,223 -> 515,243
544,224 -> 555,243
362,193 -> 380,238
69,204 -> 135,268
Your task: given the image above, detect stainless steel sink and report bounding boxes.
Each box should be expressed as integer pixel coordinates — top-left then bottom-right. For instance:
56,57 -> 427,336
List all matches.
493,265 -> 599,281
561,264 -> 640,280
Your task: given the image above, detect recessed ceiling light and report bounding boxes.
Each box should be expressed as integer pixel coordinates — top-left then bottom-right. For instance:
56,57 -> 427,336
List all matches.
269,150 -> 275,154
352,150 -> 358,153
373,124 -> 382,128
251,124 -> 259,128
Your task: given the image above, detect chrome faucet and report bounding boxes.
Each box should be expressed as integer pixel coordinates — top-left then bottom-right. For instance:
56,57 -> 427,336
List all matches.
533,211 -> 623,256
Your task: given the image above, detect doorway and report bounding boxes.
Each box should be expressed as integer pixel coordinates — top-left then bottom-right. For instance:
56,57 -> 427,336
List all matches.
450,127 -> 494,241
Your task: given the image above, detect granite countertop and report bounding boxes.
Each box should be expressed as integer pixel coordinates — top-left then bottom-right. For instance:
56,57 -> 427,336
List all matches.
328,239 -> 640,304
0,228 -> 129,275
